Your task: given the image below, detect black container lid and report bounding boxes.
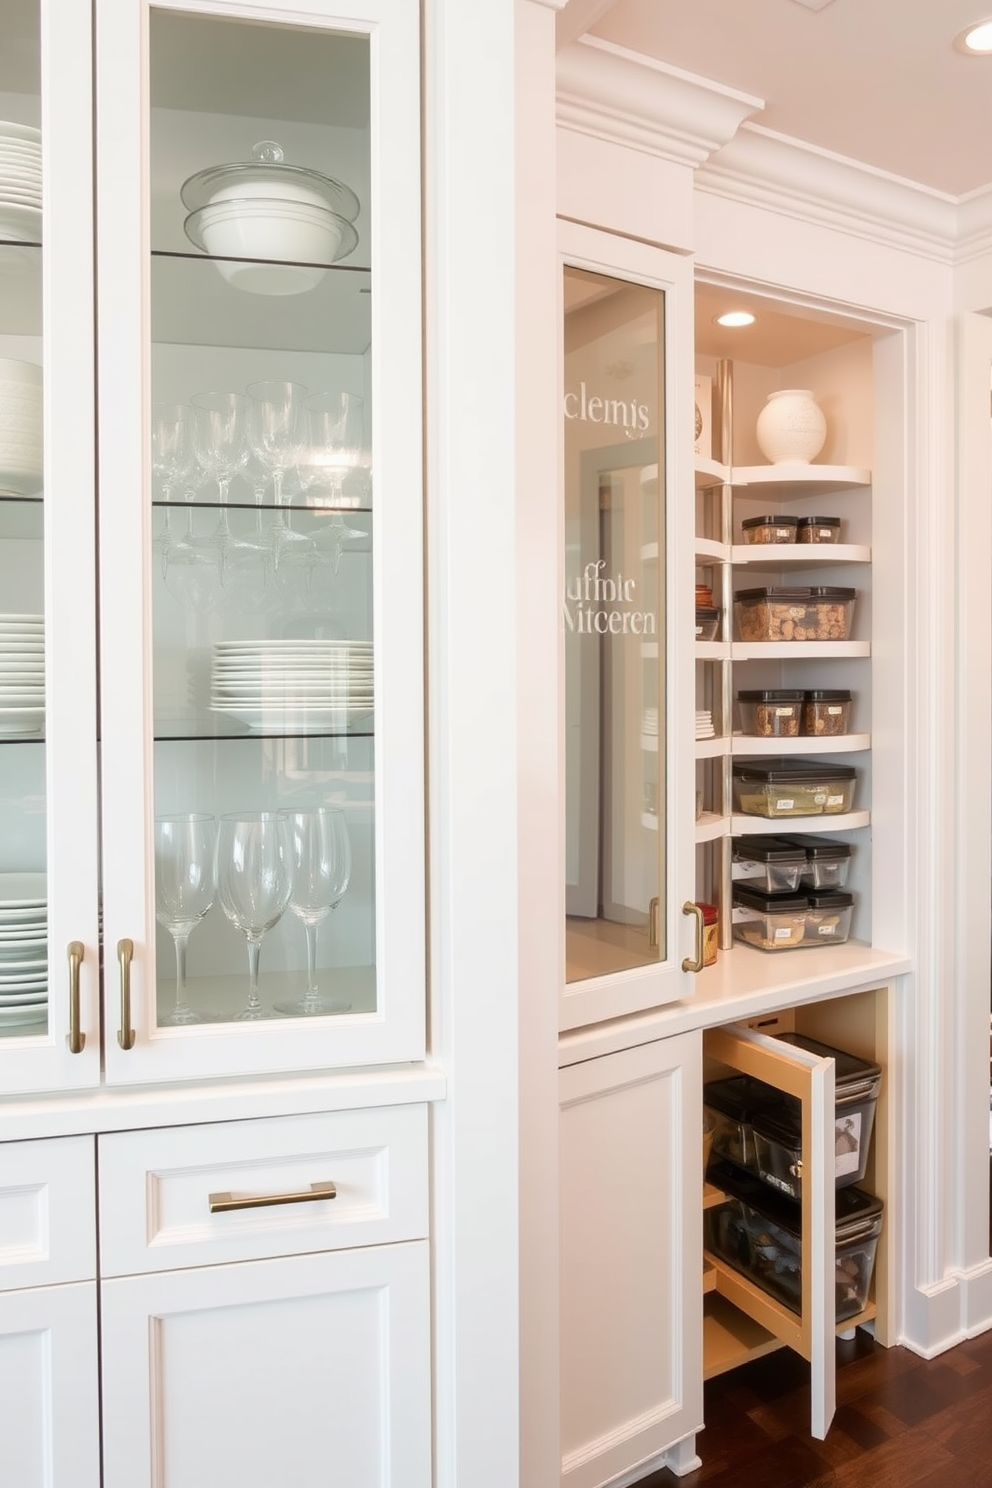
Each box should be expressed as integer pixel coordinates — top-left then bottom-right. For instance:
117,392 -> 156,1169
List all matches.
732,882 -> 808,914
732,835 -> 807,864
808,586 -> 856,599
703,1074 -> 784,1123
773,1031 -> 881,1088
741,514 -> 798,529
803,689 -> 852,702
776,833 -> 854,860
709,1159 -> 883,1238
734,586 -> 814,602
797,514 -> 842,528
732,759 -> 857,782
806,889 -> 854,910
737,689 -> 805,703
695,605 -> 721,617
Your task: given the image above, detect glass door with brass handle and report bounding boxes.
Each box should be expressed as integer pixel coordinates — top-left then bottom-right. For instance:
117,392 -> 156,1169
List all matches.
97,0 -> 424,1084
0,0 -> 101,1093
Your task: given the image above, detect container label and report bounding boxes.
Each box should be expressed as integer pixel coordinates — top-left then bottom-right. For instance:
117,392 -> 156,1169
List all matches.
774,708 -> 792,717
826,793 -> 844,806
835,1112 -> 862,1177
773,926 -> 792,940
828,706 -> 842,715
776,798 -> 796,810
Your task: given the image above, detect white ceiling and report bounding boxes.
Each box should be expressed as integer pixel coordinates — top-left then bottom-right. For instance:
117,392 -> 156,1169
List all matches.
575,0 -> 992,199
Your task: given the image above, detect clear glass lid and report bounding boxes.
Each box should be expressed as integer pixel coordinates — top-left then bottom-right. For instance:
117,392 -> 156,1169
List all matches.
180,140 -> 361,222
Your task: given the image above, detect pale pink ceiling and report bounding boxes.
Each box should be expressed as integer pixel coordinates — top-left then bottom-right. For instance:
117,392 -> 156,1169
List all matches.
582,0 -> 992,198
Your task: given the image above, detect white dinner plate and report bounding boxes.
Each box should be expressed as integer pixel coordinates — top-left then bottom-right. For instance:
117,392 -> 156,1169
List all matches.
211,704 -> 373,732
0,1003 -> 46,1026
0,202 -> 41,242
0,871 -> 46,902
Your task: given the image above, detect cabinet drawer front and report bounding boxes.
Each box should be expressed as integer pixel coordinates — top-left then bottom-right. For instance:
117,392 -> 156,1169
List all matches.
98,1105 -> 428,1276
0,1136 -> 96,1291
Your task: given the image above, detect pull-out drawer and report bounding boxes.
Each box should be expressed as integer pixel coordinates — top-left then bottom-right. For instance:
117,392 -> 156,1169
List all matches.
98,1104 -> 428,1277
0,1135 -> 96,1291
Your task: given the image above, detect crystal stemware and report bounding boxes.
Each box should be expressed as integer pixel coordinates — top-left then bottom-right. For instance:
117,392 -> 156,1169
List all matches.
150,403 -> 195,576
216,811 -> 294,1021
246,379 -> 311,566
154,813 -> 216,1025
300,391 -> 368,573
275,806 -> 352,1016
190,390 -> 249,577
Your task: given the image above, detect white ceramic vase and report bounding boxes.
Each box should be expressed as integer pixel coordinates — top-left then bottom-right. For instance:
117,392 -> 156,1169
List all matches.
755,388 -> 827,465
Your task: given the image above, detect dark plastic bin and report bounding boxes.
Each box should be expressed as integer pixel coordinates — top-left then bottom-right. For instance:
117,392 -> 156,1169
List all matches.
702,1075 -> 787,1175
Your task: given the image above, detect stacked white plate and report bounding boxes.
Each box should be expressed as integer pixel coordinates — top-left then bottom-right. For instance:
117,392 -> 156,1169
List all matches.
0,872 -> 47,1030
696,709 -> 714,740
0,358 -> 43,496
210,638 -> 373,731
0,121 -> 41,244
0,614 -> 44,734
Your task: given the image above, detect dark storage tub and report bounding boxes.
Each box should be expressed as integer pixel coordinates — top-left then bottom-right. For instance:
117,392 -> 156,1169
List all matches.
705,1160 -> 883,1322
702,1075 -> 787,1175
732,836 -> 808,894
751,1033 -> 881,1194
732,759 -> 857,818
776,833 -> 854,889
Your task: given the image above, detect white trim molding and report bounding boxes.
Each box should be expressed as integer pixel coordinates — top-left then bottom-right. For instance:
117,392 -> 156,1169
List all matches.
556,34 -> 762,168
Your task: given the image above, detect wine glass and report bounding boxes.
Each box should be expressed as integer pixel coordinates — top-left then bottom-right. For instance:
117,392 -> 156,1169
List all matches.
300,391 -> 368,573
150,403 -> 194,576
216,811 -> 294,1021
275,806 -> 352,1016
246,380 -> 310,565
154,813 -> 216,1025
190,391 -> 249,577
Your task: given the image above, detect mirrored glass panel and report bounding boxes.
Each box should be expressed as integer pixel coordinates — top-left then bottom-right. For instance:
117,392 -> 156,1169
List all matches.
563,266 -> 666,982
0,0 -> 47,1039
149,11 -> 375,1026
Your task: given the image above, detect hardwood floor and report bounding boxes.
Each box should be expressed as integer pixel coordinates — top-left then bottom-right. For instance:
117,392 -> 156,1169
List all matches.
641,1326 -> 992,1487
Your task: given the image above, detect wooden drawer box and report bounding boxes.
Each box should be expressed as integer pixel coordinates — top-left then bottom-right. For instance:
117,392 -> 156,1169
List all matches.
98,1105 -> 428,1277
0,1135 -> 96,1291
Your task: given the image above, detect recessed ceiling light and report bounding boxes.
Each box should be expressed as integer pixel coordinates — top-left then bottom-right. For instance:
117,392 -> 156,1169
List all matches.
954,19 -> 992,53
715,311 -> 756,328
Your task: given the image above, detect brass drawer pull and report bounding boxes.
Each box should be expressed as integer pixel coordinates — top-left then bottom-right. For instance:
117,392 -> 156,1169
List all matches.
682,900 -> 705,973
67,941 -> 85,1054
117,938 -> 136,1050
209,1180 -> 338,1214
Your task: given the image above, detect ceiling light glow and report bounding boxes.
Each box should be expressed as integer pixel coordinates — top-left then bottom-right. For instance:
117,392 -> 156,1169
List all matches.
715,311 -> 756,328
955,19 -> 992,53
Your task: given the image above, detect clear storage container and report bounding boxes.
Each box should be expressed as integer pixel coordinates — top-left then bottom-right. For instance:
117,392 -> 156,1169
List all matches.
732,760 -> 857,818
802,689 -> 852,737
731,883 -> 807,951
797,514 -> 842,544
732,836 -> 808,893
738,689 -> 804,738
695,606 -> 721,641
804,888 -> 854,945
702,1075 -> 786,1174
771,1033 -> 881,1188
741,514 -> 799,545
705,1161 -> 883,1322
734,586 -> 856,642
777,833 -> 854,888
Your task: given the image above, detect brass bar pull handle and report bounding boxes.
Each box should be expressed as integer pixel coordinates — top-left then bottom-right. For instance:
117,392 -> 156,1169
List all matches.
681,901 -> 705,973
117,938 -> 136,1050
67,941 -> 85,1054
648,896 -> 660,949
208,1180 -> 338,1214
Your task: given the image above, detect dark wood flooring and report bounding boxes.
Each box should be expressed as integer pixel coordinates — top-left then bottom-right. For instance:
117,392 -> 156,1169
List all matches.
641,1325 -> 992,1487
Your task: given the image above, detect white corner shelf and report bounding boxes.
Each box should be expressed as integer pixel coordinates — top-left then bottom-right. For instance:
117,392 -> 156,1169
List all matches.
730,463 -> 871,493
641,734 -> 659,753
695,812 -> 727,844
728,810 -> 870,836
696,640 -> 731,661
730,543 -> 870,567
695,736 -> 727,759
731,733 -> 870,756
731,641 -> 870,661
695,458 -> 729,489
696,538 -> 730,564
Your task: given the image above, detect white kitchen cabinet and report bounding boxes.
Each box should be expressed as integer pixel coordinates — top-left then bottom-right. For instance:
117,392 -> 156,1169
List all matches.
100,1241 -> 431,1488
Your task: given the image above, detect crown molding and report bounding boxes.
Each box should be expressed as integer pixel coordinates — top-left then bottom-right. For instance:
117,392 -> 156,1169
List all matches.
696,123 -> 959,263
555,34 -> 763,168
955,186 -> 992,265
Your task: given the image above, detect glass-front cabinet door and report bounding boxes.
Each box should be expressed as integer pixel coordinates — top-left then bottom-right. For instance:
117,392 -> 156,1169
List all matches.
0,0 -> 100,1092
560,225 -> 696,1032
97,0 -> 423,1082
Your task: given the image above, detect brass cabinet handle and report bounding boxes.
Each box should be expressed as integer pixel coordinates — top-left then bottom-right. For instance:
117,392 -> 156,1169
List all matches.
681,900 -> 705,973
117,938 -> 136,1050
67,941 -> 85,1054
208,1180 -> 338,1214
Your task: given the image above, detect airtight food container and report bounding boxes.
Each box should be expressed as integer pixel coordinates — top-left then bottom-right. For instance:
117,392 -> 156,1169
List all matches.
738,689 -> 804,738
705,1160 -> 883,1322
804,889 -> 854,946
797,514 -> 842,544
734,586 -> 856,642
702,1075 -> 786,1175
732,760 -> 857,818
802,689 -> 852,737
777,834 -> 854,888
732,836 -> 808,893
771,1033 -> 881,1189
695,606 -> 721,641
740,514 -> 799,545
731,883 -> 807,951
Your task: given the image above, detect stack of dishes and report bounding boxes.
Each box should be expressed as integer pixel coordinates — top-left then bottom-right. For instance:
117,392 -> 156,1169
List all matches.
642,706 -> 658,738
210,638 -> 373,731
181,140 -> 359,296
0,614 -> 44,734
696,709 -> 714,740
0,872 -> 47,1031
0,359 -> 43,496
0,121 -> 41,243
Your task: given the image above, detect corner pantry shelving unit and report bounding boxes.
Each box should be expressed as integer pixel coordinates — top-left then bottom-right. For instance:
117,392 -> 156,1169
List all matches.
693,362 -> 874,953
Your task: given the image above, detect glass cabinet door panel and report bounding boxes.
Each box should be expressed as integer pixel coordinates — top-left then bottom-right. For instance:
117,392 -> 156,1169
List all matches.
563,266 -> 667,983
97,0 -> 423,1081
0,0 -> 100,1089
